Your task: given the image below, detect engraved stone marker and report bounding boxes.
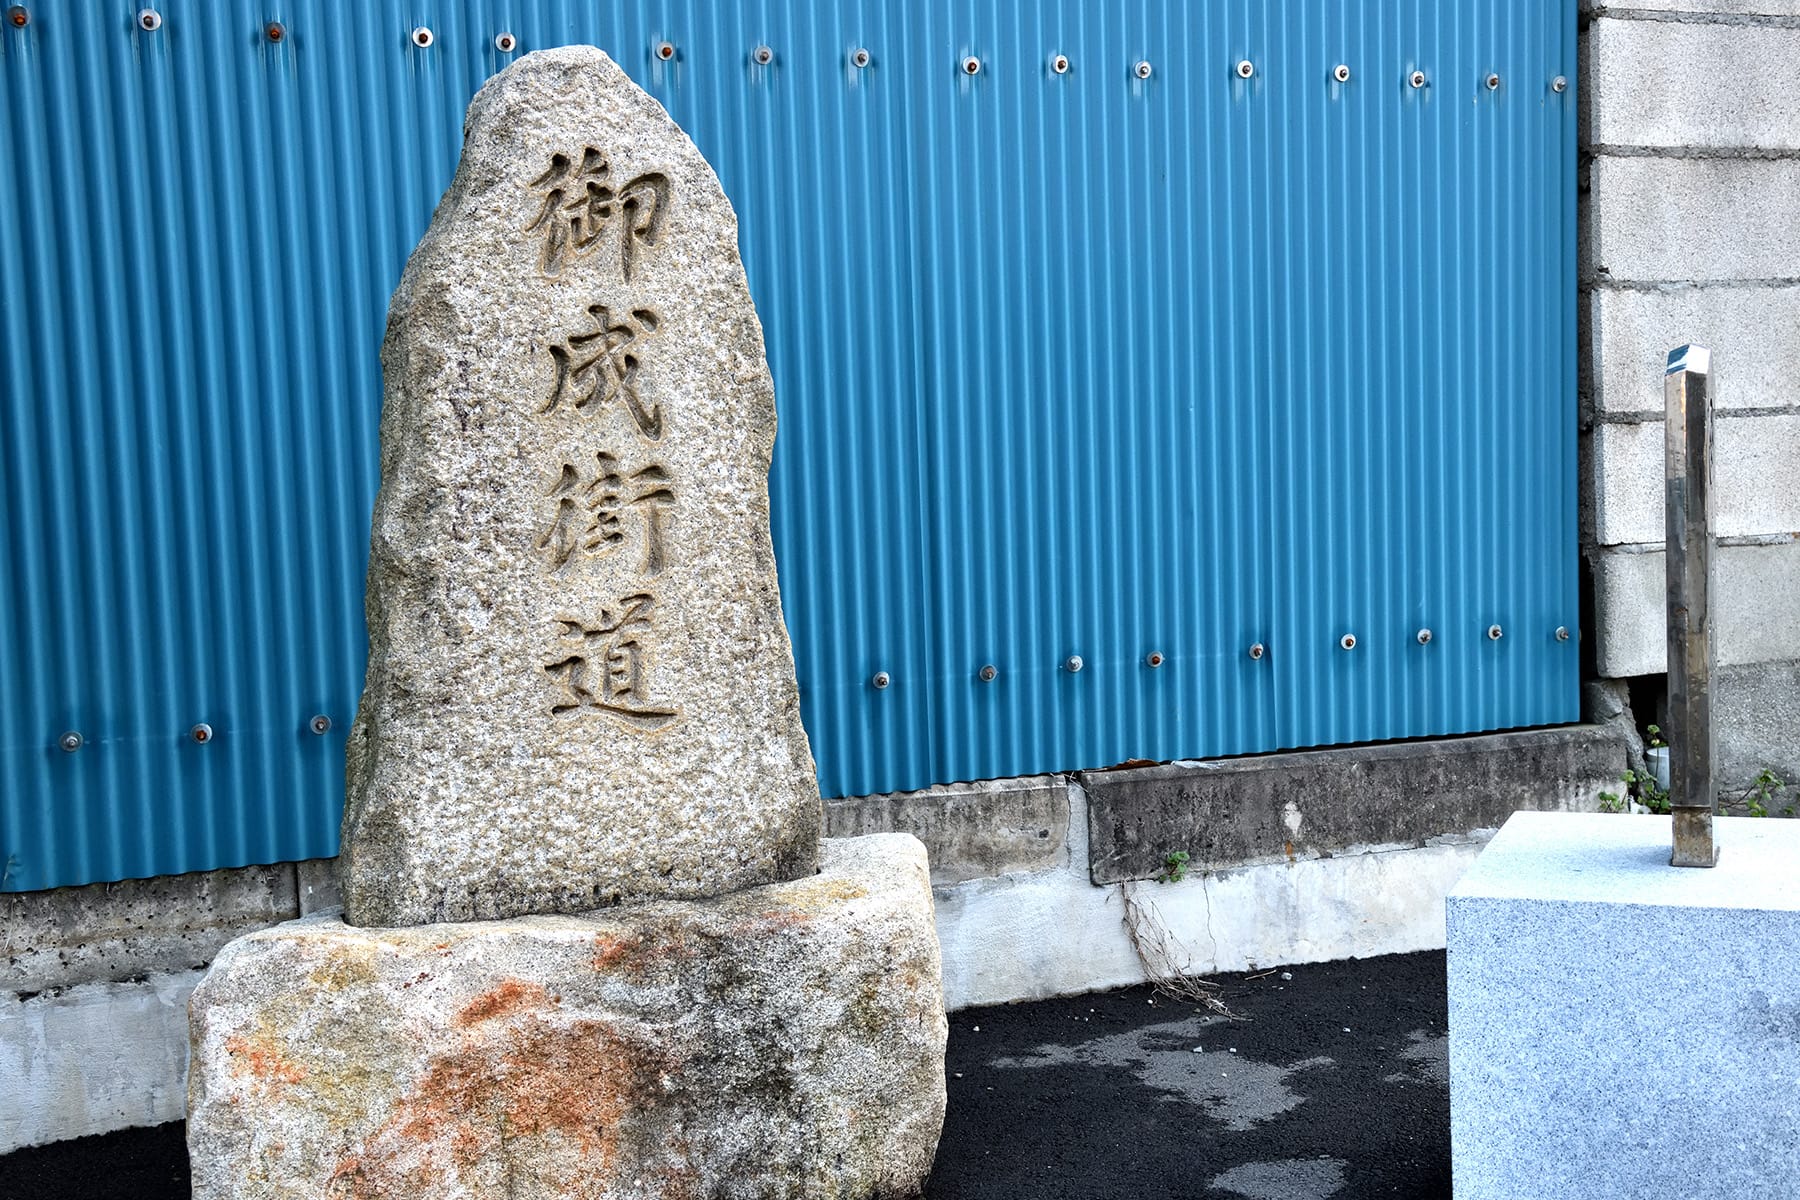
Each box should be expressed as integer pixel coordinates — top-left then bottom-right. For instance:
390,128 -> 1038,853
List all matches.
188,50 -> 946,1197
340,47 -> 820,927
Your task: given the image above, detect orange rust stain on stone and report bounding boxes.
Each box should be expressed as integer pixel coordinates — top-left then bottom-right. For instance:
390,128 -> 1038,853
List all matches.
326,1015 -> 676,1199
224,1033 -> 308,1086
452,978 -> 548,1028
591,931 -> 645,972
591,927 -> 699,977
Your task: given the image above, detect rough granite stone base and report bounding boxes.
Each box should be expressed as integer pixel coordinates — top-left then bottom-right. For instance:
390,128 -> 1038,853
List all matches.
1447,812 -> 1800,1200
187,835 -> 946,1200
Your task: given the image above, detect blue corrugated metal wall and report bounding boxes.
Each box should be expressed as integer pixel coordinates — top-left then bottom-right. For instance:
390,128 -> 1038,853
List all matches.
1,2 -> 1578,893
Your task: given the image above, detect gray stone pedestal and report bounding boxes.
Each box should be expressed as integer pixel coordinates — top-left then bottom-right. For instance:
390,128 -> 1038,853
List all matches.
1448,812 -> 1800,1200
187,835 -> 945,1200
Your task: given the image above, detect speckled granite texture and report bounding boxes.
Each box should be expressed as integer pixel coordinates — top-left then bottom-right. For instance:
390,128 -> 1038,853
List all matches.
1447,812 -> 1800,1200
188,835 -> 946,1200
339,46 -> 820,927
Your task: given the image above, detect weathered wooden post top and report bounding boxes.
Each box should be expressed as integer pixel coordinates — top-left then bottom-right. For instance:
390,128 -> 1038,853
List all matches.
1665,344 -> 1716,868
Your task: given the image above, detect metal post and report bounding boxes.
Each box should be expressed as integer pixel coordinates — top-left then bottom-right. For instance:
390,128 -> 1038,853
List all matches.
1665,345 -> 1716,867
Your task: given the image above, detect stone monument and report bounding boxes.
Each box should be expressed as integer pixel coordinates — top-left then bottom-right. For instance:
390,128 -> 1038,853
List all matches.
339,43 -> 821,928
186,47 -> 946,1199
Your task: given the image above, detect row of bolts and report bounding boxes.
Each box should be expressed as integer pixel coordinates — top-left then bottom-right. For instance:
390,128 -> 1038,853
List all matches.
56,715 -> 330,753
869,623 -> 1574,689
24,4 -> 1570,731
8,9 -> 1572,95
52,622 -> 1572,744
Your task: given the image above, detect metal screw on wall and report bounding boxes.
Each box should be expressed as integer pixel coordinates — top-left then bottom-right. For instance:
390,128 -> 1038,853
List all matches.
410,26 -> 433,48
1333,64 -> 1351,84
753,45 -> 773,66
1488,624 -> 1504,641
1145,651 -> 1165,668
1409,70 -> 1427,89
1050,53 -> 1070,75
962,55 -> 981,76
656,41 -> 676,62
7,6 -> 28,28
190,723 -> 214,745
1340,634 -> 1357,651
495,32 -> 518,53
871,671 -> 891,690
1134,60 -> 1153,80
138,9 -> 162,32
265,22 -> 287,43
851,48 -> 871,69
979,664 -> 998,682
1485,73 -> 1501,91
309,715 -> 332,735
1417,628 -> 1433,645
1555,626 -> 1571,642
1236,59 -> 1255,79
59,731 -> 82,753
1552,75 -> 1568,94
1065,655 -> 1084,673
1249,643 -> 1267,660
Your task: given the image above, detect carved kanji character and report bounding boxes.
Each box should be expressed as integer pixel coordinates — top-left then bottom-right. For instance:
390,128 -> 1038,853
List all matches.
543,305 -> 663,440
524,147 -> 671,280
536,453 -> 676,574
543,594 -> 678,731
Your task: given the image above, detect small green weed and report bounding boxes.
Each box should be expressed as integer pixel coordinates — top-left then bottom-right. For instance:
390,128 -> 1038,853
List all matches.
1631,767 -> 1671,813
1615,767 -> 1671,814
1722,768 -> 1788,819
1598,723 -> 1672,813
1602,755 -> 1792,819
1155,850 -> 1191,884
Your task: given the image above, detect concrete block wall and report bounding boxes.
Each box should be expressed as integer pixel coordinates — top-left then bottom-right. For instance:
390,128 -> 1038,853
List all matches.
0,860 -> 340,1151
1580,1 -> 1800,785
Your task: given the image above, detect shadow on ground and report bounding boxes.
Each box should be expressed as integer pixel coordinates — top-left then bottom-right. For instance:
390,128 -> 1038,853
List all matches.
0,951 -> 1449,1200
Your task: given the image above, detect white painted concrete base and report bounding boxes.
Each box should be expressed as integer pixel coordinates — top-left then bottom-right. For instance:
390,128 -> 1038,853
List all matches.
1,970 -> 200,1153
2,784 -> 1487,1152
937,843 -> 1483,1010
937,782 -> 1485,1010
